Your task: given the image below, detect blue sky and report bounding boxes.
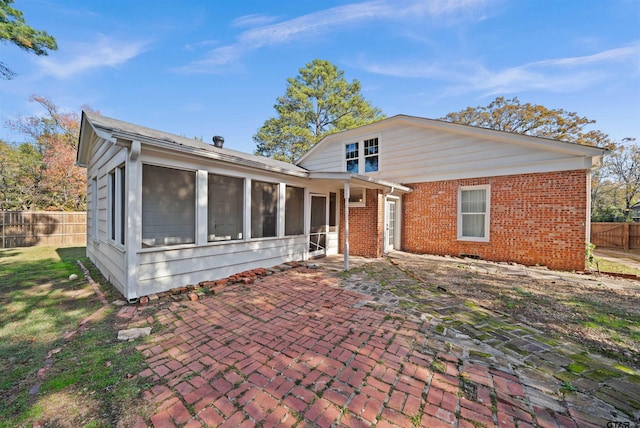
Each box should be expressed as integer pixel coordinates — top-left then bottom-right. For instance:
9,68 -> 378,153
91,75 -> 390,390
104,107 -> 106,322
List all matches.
1,0 -> 639,153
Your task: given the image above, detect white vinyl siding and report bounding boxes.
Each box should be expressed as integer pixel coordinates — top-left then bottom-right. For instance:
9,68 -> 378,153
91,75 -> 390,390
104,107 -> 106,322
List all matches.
208,174 -> 244,241
285,186 -> 304,236
142,164 -> 196,247
298,119 -> 597,183
458,185 -> 490,242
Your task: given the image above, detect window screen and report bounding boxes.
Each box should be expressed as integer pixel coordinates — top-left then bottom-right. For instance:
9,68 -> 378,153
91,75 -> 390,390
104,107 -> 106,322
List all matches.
285,186 -> 304,236
142,164 -> 196,246
251,181 -> 278,238
208,174 -> 244,241
329,192 -> 337,232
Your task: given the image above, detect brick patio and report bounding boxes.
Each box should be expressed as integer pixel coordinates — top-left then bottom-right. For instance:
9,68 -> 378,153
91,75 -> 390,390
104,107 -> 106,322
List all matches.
120,262 -> 636,428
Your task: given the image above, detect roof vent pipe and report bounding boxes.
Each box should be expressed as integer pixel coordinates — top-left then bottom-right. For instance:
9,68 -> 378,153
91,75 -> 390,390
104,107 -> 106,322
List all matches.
212,136 -> 224,148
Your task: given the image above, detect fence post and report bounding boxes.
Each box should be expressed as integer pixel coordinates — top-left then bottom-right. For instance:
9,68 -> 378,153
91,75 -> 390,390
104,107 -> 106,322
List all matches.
623,223 -> 630,250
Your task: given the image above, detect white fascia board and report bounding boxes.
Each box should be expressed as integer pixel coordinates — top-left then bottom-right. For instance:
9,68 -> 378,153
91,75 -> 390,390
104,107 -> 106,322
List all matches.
77,116 -> 117,167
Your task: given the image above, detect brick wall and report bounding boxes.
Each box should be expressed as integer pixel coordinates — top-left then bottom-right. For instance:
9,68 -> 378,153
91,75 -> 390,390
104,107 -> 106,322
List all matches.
339,188 -> 384,258
401,170 -> 590,271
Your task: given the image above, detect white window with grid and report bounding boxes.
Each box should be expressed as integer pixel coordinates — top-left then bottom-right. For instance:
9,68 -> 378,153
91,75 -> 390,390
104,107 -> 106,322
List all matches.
458,185 -> 490,242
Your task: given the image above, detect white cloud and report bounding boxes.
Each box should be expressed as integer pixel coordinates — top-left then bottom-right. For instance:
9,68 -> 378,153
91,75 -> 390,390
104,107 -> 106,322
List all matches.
184,39 -> 219,51
176,0 -> 490,73
529,44 -> 639,68
36,35 -> 149,79
231,13 -> 281,28
357,42 -> 640,97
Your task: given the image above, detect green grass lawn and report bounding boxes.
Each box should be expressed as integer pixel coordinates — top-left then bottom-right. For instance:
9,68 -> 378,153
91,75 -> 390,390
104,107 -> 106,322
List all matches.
0,246 -> 151,428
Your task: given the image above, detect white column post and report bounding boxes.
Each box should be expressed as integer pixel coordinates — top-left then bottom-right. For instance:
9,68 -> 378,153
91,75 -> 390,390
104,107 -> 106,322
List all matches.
343,182 -> 350,271
244,178 -> 252,241
196,170 -> 208,245
126,140 -> 141,301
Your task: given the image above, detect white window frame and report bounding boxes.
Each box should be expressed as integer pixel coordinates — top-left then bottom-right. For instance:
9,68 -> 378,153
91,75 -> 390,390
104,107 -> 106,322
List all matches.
344,135 -> 381,175
141,164 -> 196,247
345,142 -> 359,174
250,180 -> 279,239
207,173 -> 245,242
284,185 -> 305,236
363,137 -> 379,173
348,187 -> 366,207
457,184 -> 490,242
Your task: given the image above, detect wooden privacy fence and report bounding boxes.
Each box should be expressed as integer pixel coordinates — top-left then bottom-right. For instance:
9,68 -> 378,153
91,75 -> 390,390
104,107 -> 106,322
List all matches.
1,211 -> 86,248
591,222 -> 640,250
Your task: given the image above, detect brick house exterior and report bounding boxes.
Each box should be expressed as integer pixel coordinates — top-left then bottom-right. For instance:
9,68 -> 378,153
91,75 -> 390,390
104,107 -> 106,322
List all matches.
401,170 -> 590,271
298,115 -> 606,271
339,188 -> 385,259
78,112 -> 605,299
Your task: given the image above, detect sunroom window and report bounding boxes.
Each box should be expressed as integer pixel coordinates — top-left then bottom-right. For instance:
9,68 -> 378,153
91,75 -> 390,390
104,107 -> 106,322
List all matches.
208,174 -> 244,241
142,164 -> 195,247
285,186 -> 304,236
107,165 -> 125,245
329,192 -> 337,232
91,177 -> 98,239
251,180 -> 278,238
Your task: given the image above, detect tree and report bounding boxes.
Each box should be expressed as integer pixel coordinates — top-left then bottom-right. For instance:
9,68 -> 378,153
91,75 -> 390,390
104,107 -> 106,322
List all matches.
254,59 -> 385,162
4,95 -> 90,210
596,140 -> 640,221
0,0 -> 57,79
441,97 -> 612,148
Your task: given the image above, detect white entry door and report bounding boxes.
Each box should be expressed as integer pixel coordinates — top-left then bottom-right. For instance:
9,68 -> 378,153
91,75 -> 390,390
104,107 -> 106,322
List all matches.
310,195 -> 327,257
385,198 -> 398,252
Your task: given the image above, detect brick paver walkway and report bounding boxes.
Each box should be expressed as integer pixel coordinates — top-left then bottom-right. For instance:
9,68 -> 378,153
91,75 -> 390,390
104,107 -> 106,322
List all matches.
122,260 -> 639,427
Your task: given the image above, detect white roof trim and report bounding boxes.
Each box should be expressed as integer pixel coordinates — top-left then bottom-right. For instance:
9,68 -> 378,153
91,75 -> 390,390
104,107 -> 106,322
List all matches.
308,171 -> 411,192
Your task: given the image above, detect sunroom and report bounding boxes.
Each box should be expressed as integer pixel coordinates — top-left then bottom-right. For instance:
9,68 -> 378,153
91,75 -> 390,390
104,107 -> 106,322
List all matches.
77,112 -> 408,300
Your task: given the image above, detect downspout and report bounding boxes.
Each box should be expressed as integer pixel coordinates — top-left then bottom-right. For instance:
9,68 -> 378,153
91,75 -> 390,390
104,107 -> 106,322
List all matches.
343,182 -> 350,271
